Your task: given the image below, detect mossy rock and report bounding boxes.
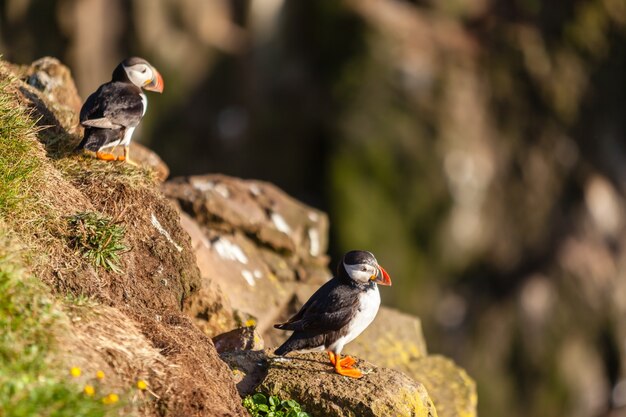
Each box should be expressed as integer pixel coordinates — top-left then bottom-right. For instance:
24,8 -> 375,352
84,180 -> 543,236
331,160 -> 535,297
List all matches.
407,355 -> 477,417
222,350 -> 439,417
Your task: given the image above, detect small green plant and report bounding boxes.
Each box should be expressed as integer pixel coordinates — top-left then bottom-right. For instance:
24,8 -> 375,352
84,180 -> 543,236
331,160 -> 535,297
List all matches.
66,212 -> 127,273
243,393 -> 311,417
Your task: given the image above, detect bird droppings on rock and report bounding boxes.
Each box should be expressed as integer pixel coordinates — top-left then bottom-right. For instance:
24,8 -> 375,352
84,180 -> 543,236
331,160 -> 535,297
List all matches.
249,183 -> 262,196
271,212 -> 291,234
214,183 -> 231,198
213,236 -> 249,264
192,179 -> 214,192
307,228 -> 320,256
151,213 -> 183,252
242,269 -> 256,286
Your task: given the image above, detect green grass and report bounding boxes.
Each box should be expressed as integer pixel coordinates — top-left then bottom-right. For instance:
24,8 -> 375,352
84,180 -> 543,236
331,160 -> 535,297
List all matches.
0,79 -> 42,215
0,231 -> 113,417
243,393 -> 311,417
66,212 -> 127,273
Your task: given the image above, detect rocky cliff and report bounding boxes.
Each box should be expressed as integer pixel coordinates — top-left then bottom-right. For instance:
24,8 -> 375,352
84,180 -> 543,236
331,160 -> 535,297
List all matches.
0,57 -> 476,417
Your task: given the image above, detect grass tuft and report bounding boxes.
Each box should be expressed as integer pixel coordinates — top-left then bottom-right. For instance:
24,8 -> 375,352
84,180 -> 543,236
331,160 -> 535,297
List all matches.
0,79 -> 42,214
66,212 -> 127,273
0,229 -> 112,417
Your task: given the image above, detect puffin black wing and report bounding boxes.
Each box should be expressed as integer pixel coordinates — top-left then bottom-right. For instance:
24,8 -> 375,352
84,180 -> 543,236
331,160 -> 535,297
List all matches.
80,82 -> 144,130
274,279 -> 359,333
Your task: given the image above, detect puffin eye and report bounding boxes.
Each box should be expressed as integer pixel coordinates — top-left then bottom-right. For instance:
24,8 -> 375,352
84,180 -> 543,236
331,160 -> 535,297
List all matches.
140,67 -> 147,74
361,266 -> 367,272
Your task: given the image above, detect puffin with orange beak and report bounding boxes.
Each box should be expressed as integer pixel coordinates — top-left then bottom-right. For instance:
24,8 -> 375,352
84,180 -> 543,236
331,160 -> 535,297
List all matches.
76,57 -> 164,165
274,250 -> 392,378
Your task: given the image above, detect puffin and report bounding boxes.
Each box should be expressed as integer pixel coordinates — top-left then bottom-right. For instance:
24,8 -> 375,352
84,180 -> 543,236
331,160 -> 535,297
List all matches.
76,57 -> 164,164
274,250 -> 392,378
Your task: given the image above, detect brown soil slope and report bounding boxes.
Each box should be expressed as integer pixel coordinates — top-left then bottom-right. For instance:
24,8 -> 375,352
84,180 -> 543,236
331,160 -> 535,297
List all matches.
2,57 -> 246,416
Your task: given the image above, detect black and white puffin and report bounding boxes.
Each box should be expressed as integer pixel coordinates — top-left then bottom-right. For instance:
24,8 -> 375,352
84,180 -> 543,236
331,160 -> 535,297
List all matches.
274,250 -> 392,378
76,57 -> 164,164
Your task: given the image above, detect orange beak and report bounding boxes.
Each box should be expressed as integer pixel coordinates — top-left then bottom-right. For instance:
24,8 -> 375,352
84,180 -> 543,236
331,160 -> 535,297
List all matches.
144,68 -> 164,93
374,264 -> 392,286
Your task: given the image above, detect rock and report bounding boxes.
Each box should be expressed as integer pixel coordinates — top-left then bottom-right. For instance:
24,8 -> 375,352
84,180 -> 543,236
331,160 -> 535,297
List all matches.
213,326 -> 264,354
163,174 -> 330,266
406,356 -> 477,417
348,307 -> 428,367
222,350 -> 439,417
24,56 -> 82,113
178,211 -> 236,336
184,285 -> 236,337
179,215 -> 292,332
165,176 -> 332,334
12,57 -> 83,154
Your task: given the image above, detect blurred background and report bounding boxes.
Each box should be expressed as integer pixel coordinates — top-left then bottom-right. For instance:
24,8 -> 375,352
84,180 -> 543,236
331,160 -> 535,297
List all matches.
1,0 -> 625,416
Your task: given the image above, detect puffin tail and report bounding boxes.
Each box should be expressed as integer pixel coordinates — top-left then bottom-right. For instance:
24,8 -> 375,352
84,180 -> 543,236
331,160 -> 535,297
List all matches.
274,334 -> 305,356
75,131 -> 88,151
274,322 -> 292,331
274,332 -> 323,356
76,128 -> 122,152
273,342 -> 292,356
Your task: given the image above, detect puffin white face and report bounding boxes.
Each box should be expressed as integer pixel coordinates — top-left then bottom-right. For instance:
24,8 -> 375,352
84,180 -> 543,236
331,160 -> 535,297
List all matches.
344,262 -> 380,284
124,63 -> 154,88
342,250 -> 392,286
121,59 -> 164,93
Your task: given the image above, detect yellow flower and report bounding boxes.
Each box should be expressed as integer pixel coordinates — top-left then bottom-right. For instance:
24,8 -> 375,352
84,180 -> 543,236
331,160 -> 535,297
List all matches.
84,385 -> 95,396
244,318 -> 256,327
102,393 -> 119,404
96,370 -> 105,380
137,380 -> 148,390
70,367 -> 81,377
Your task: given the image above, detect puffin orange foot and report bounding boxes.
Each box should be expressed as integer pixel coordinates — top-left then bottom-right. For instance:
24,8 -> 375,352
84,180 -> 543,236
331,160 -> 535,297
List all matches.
339,356 -> 356,368
328,352 -> 356,369
116,154 -> 126,161
335,364 -> 363,379
331,353 -> 363,378
96,152 -> 116,161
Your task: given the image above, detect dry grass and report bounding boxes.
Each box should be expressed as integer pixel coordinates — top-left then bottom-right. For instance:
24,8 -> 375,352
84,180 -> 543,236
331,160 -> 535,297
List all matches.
55,153 -> 158,190
60,303 -> 172,416
0,68 -> 94,282
0,225 -> 117,417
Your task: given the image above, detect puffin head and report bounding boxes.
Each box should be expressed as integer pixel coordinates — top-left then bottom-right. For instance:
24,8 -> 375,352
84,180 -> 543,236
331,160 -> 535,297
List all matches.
341,250 -> 392,286
113,57 -> 164,93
